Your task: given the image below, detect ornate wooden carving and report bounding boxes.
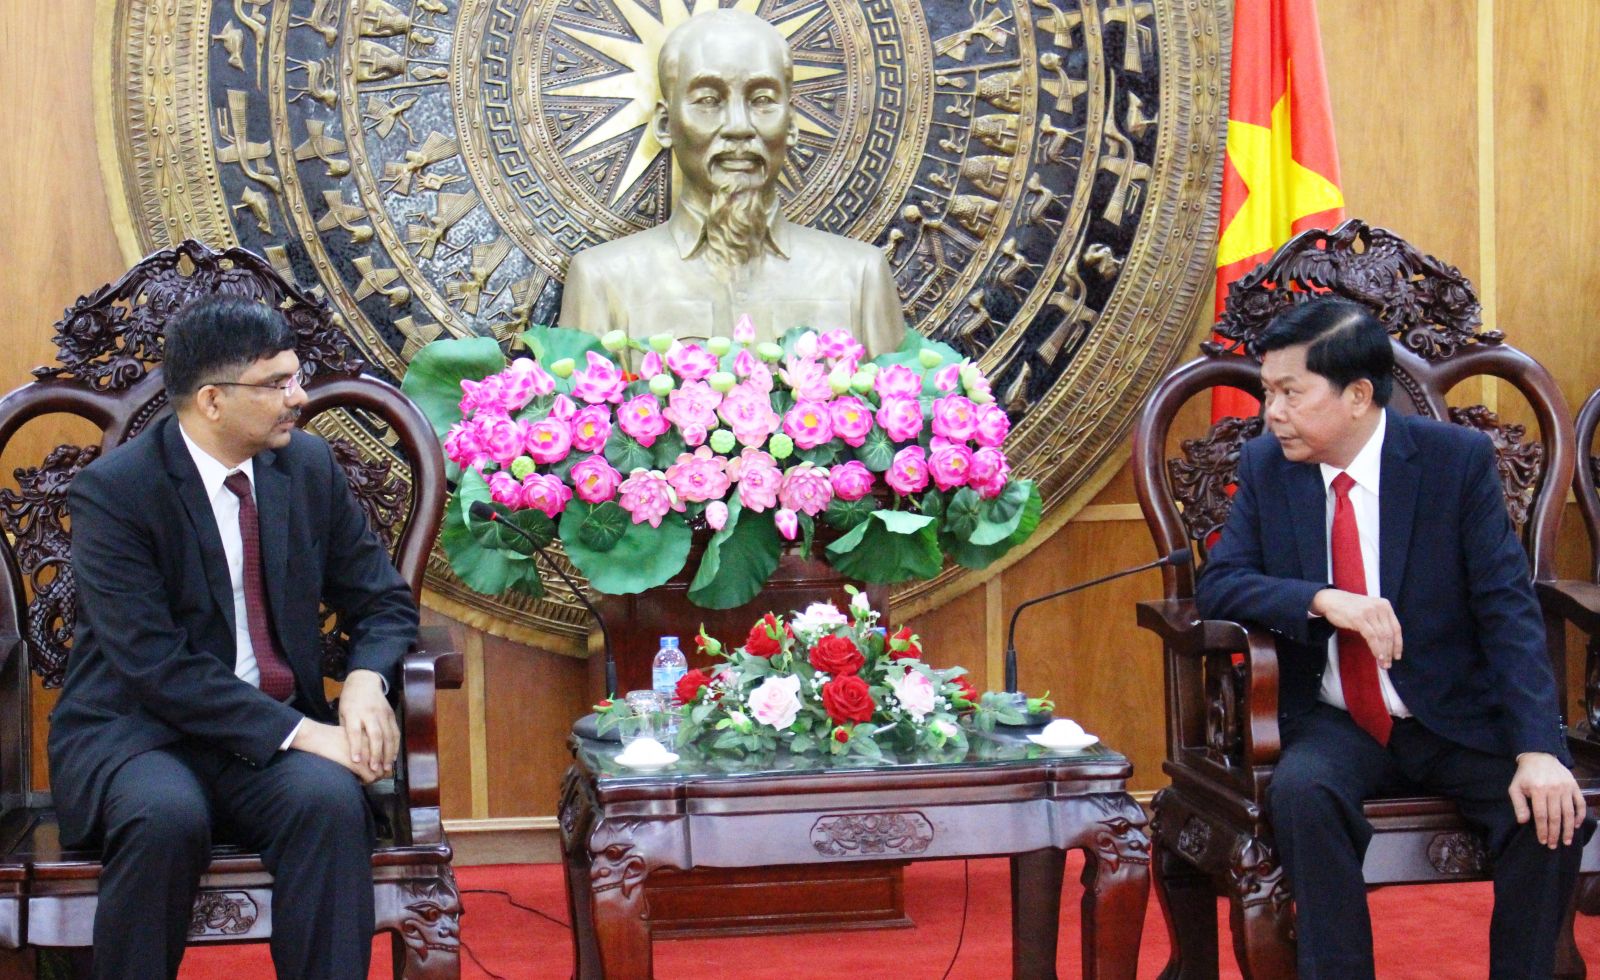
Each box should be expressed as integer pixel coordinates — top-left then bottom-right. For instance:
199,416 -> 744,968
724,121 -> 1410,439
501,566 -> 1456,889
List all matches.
320,436 -> 412,676
1176,815 -> 1212,861
1210,219 -> 1498,362
1168,415 -> 1264,557
396,876 -> 462,968
810,812 -> 935,857
1447,405 -> 1544,530
0,445 -> 101,688
1427,831 -> 1489,876
1085,796 -> 1151,874
37,240 -> 363,392
1228,834 -> 1291,918
187,891 -> 259,937
1586,636 -> 1600,731
1204,655 -> 1246,769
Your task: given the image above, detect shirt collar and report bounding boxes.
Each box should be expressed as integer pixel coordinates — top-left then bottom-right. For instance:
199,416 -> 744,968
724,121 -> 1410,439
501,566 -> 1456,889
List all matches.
1320,410 -> 1385,495
667,198 -> 792,261
178,421 -> 254,499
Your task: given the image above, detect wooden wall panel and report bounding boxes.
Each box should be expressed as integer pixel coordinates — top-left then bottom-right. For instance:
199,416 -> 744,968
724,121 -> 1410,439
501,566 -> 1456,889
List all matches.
482,636 -> 592,817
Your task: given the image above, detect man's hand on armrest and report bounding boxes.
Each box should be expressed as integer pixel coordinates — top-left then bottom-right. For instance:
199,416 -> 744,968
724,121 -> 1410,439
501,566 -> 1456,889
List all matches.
289,720 -> 381,785
1310,588 -> 1404,668
339,669 -> 399,781
1510,752 -> 1587,848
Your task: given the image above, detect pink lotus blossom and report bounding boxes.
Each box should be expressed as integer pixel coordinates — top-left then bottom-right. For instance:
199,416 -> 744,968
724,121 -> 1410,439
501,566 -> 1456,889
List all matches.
747,674 -> 803,730
970,447 -> 1011,499
664,380 -> 722,433
875,397 -> 924,443
618,393 -> 672,446
487,470 -> 522,507
478,416 -> 524,465
666,446 -> 732,503
793,331 -> 819,359
571,351 -> 625,404
774,508 -> 799,540
732,349 -> 758,378
729,447 -> 782,512
502,359 -> 555,408
974,404 -> 1010,447
718,385 -> 781,448
778,463 -> 834,516
524,417 -> 573,464
929,444 -> 974,491
828,397 -> 873,447
745,361 -> 775,394
733,313 -> 757,344
638,351 -> 664,380
570,456 -> 623,504
782,400 -> 834,450
705,499 -> 729,531
443,421 -> 489,470
550,394 -> 579,420
520,473 -> 572,518
885,445 -> 930,495
933,363 -> 962,393
817,330 -> 865,368
931,395 -> 978,443
780,356 -> 833,402
666,342 -> 720,381
617,469 -> 683,527
569,406 -> 612,454
830,460 -> 875,501
874,364 -> 923,400
459,375 -> 508,417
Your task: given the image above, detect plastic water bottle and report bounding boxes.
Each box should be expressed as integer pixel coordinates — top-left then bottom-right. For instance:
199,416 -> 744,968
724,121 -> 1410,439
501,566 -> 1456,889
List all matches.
651,637 -> 687,735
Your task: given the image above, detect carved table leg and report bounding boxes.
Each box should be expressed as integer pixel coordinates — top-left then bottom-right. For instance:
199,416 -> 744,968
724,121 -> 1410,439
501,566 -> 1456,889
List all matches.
586,821 -> 658,979
1152,844 -> 1219,980
1226,836 -> 1295,980
390,872 -> 462,980
1011,848 -> 1065,980
1077,795 -> 1151,980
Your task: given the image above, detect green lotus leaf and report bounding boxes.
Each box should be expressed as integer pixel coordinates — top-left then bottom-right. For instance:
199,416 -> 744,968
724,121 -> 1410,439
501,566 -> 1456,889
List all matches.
401,336 -> 507,438
688,501 -> 783,609
560,506 -> 691,595
940,481 -> 1041,569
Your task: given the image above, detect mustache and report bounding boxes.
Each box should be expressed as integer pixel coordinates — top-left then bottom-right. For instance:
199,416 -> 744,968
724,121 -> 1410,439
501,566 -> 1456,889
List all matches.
278,408 -> 302,426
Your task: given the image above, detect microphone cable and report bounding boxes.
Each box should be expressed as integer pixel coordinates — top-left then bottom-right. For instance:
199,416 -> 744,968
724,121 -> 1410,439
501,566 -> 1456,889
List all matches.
938,859 -> 971,979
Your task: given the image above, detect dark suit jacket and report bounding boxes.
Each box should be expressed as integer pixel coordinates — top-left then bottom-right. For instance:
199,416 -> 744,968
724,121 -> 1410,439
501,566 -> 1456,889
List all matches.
1196,409 -> 1569,765
48,415 -> 418,846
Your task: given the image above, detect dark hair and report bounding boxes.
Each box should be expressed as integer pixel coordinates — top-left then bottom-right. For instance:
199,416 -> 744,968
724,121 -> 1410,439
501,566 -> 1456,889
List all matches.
1255,297 -> 1394,406
164,297 -> 296,401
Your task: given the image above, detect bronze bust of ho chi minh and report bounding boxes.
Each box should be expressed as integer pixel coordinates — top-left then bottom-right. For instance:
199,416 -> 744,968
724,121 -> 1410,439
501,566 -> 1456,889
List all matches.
558,9 -> 907,357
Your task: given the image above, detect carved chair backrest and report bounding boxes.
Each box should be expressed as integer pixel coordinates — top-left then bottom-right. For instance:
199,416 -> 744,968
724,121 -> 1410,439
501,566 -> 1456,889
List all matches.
1132,220 -> 1575,774
1574,388 -> 1600,735
0,240 -> 445,809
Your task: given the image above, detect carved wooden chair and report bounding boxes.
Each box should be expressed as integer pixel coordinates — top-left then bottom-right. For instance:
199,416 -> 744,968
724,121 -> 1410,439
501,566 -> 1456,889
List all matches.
0,240 -> 463,976
1131,219 -> 1600,978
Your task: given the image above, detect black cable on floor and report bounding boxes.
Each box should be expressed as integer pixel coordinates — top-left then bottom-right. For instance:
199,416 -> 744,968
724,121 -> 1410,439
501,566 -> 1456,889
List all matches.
939,859 -> 971,979
461,938 -> 508,980
463,886 -> 573,929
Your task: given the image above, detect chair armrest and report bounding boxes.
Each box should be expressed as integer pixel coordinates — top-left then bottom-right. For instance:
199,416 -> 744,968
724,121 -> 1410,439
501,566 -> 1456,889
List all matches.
399,626 -> 462,844
1138,599 -> 1283,768
1536,579 -> 1600,636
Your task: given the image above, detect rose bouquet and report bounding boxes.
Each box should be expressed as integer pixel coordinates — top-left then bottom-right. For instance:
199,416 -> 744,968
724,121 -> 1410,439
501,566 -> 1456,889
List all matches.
594,593 -> 1048,759
401,317 -> 1041,608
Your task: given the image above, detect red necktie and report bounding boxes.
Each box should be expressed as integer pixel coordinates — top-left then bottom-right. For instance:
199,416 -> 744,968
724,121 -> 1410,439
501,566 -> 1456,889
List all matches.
223,472 -> 296,702
1330,472 -> 1392,746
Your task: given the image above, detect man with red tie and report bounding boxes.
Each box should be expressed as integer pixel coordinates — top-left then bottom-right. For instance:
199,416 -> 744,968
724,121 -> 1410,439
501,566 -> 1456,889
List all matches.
48,297 -> 418,978
1198,297 -> 1589,979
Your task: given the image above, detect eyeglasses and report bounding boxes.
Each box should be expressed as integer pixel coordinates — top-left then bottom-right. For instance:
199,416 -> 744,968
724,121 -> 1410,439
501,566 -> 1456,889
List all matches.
205,366 -> 309,394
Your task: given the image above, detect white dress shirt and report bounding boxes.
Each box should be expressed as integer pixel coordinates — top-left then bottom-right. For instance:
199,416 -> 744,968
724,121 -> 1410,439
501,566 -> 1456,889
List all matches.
1315,411 -> 1412,717
178,424 -> 303,748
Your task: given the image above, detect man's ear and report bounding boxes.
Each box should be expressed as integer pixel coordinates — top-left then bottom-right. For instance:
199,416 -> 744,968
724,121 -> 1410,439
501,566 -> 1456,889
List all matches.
652,101 -> 672,148
1345,377 -> 1375,414
193,387 -> 223,422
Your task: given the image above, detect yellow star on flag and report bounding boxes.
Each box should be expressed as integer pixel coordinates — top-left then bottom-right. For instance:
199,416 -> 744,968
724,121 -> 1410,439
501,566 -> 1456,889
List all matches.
1216,82 -> 1345,268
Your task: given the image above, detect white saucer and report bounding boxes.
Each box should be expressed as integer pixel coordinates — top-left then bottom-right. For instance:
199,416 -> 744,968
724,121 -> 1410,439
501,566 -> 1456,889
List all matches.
1026,732 -> 1099,752
615,750 -> 680,771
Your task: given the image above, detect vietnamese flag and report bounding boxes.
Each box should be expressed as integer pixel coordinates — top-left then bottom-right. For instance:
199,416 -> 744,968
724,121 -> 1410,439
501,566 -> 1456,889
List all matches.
1213,0 -> 1344,419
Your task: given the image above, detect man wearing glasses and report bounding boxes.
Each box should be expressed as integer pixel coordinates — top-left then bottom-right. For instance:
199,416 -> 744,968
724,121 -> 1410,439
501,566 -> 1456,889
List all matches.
48,297 -> 418,978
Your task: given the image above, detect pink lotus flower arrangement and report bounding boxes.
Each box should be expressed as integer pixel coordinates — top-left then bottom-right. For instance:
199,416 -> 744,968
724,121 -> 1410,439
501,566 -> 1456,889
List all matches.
404,321 -> 1040,607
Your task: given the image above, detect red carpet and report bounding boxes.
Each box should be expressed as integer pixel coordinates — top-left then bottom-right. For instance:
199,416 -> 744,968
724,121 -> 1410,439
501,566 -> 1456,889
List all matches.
177,856 -> 1600,978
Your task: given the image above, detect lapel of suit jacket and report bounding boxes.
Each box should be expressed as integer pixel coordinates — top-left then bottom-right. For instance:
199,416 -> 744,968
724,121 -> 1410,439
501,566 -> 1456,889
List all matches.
161,418 -> 237,640
1280,453 -> 1328,584
1378,409 -> 1420,603
251,446 -> 294,639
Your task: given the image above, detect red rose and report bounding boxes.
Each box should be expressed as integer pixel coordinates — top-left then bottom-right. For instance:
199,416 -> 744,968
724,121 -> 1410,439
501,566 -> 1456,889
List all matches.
675,668 -> 712,705
952,676 -> 979,710
821,674 -> 875,724
890,626 -> 922,660
809,635 -> 865,675
833,727 -> 850,743
596,698 -> 613,709
744,613 -> 782,657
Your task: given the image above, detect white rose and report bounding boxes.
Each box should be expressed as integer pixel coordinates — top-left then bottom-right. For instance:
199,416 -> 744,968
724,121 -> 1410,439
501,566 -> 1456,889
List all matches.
747,675 -> 803,731
887,671 -> 938,721
850,591 -> 872,617
790,601 -> 849,639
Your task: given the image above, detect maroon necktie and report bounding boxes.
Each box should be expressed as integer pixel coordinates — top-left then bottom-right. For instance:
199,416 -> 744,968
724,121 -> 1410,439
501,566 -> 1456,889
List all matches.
1330,472 -> 1392,746
223,472 -> 296,702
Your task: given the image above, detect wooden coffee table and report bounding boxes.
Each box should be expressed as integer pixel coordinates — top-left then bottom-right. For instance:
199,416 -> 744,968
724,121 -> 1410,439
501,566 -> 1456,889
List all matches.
559,733 -> 1149,978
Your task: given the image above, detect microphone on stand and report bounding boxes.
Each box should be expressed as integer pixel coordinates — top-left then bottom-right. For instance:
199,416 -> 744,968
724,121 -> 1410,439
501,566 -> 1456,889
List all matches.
468,501 -> 619,700
1001,548 -> 1192,724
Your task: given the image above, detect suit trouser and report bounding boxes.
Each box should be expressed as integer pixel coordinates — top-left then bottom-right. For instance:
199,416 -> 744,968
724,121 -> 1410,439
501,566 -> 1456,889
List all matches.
92,741 -> 375,980
1267,702 -> 1591,980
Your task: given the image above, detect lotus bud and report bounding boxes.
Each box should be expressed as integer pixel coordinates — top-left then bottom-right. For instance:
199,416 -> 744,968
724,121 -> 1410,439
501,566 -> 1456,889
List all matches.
732,313 -> 757,344
757,342 -> 784,363
509,456 -> 536,479
709,429 -> 737,454
828,364 -> 853,395
648,332 -> 675,353
850,369 -> 876,394
918,348 -> 944,369
708,371 -> 737,393
959,364 -> 982,391
600,330 -> 628,352
768,433 -> 795,460
550,357 -> 576,378
708,336 -> 732,356
795,331 -> 819,359
648,374 -> 676,397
